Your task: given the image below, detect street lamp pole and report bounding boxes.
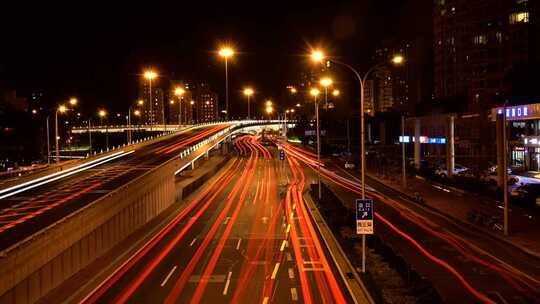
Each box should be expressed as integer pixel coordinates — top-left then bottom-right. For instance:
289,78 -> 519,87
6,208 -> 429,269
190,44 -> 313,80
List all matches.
312,51 -> 404,274
127,108 -> 132,144
310,88 -> 322,201
55,109 -> 60,163
46,116 -> 50,165
219,47 -> 234,120
88,118 -> 92,153
247,93 -> 251,119
225,58 -> 229,120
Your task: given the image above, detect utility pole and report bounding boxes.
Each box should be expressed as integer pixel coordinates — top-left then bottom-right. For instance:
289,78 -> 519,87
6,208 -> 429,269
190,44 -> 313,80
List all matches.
401,116 -> 407,188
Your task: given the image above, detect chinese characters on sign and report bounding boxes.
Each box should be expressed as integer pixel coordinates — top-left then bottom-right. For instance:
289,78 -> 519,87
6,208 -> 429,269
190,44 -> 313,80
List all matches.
356,199 -> 374,234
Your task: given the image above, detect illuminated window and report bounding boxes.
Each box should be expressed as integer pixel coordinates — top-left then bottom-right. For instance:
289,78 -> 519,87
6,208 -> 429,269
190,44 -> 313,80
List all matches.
509,12 -> 529,24
473,35 -> 487,45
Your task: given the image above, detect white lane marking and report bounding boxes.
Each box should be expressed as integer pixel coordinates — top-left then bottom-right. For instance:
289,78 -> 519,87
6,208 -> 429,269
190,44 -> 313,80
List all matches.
290,288 -> 298,301
288,268 -> 295,279
224,216 -> 231,225
189,237 -> 197,246
0,151 -> 133,200
160,265 -> 178,287
236,238 -> 242,250
286,253 -> 292,261
222,271 -> 233,295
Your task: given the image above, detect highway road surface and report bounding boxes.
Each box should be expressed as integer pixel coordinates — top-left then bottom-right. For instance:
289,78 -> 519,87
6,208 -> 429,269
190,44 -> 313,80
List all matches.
0,124 -> 230,252
82,135 -> 353,304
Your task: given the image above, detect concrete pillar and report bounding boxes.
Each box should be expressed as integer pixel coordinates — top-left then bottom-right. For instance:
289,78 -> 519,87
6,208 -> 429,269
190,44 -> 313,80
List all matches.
496,113 -> 505,187
414,118 -> 421,169
446,115 -> 455,178
379,121 -> 386,145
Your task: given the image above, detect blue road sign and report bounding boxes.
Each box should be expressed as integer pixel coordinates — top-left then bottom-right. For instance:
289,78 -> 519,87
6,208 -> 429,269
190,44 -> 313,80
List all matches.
356,199 -> 374,234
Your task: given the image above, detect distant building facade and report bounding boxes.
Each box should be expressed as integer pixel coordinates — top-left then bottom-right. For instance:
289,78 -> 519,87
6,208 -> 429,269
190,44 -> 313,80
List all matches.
193,83 -> 218,122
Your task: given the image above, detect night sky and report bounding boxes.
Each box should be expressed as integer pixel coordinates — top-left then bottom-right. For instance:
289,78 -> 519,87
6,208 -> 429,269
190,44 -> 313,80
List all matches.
0,0 -> 428,116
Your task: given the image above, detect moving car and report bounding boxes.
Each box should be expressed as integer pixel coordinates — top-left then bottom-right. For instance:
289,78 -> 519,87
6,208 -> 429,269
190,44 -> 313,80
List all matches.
435,163 -> 469,179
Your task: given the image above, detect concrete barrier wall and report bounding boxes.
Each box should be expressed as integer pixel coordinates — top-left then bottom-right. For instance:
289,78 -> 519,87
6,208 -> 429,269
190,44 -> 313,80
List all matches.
0,131 -> 231,304
0,158 -> 177,304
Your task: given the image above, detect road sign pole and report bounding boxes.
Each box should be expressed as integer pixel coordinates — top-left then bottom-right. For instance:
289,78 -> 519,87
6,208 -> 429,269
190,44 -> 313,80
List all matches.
356,199 -> 373,274
362,235 -> 366,273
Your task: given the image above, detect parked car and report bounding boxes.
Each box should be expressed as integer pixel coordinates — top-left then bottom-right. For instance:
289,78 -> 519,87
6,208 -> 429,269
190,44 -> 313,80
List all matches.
344,162 -> 355,169
435,163 -> 469,179
511,183 -> 540,207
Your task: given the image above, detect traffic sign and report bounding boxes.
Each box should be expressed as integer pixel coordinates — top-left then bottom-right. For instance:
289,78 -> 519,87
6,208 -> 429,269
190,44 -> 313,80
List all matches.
279,150 -> 285,160
356,199 -> 374,234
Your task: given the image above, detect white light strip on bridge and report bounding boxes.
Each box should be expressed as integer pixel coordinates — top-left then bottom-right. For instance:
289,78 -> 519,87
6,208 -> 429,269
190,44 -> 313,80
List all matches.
0,150 -> 135,200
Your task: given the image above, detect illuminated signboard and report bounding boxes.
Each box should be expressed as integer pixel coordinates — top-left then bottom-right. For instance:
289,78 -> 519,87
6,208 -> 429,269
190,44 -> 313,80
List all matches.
492,103 -> 540,121
399,136 -> 446,144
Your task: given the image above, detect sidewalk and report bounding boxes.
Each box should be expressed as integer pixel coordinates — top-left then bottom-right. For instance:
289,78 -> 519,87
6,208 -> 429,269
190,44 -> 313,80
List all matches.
367,170 -> 540,259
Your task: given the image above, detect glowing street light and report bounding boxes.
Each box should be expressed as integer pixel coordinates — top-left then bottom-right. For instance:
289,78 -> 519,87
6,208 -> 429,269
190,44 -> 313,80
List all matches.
134,110 -> 141,116
310,88 -> 320,97
219,46 -> 235,120
138,99 -> 144,106
392,55 -> 405,65
332,89 -> 340,97
31,109 -> 37,114
320,77 -> 333,87
243,87 -> 254,119
311,50 -> 324,63
218,47 -> 234,58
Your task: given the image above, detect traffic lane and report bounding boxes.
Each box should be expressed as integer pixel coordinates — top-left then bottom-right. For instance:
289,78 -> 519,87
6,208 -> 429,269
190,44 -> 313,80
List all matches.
93,158 -> 246,303
198,157 -> 291,303
168,145 -> 269,303
317,166 -> 537,303
0,128 -> 199,205
287,160 -> 357,304
0,127 -> 219,250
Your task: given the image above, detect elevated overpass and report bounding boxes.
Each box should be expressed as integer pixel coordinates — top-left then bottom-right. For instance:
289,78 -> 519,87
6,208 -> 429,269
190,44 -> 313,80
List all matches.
0,120 -> 290,303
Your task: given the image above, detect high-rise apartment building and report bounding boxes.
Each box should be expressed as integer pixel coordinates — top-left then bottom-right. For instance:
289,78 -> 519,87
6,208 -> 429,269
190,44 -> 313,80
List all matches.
434,0 -> 535,111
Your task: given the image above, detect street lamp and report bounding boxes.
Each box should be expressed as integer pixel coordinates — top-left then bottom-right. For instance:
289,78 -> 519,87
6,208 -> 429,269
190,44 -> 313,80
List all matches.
332,89 -> 340,97
320,77 -> 333,110
99,109 -> 109,149
219,46 -> 234,120
243,88 -> 254,119
310,88 -> 323,200
143,70 -> 157,130
311,49 -> 404,273
174,87 -> 186,125
190,100 -> 195,123
55,105 -> 68,163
